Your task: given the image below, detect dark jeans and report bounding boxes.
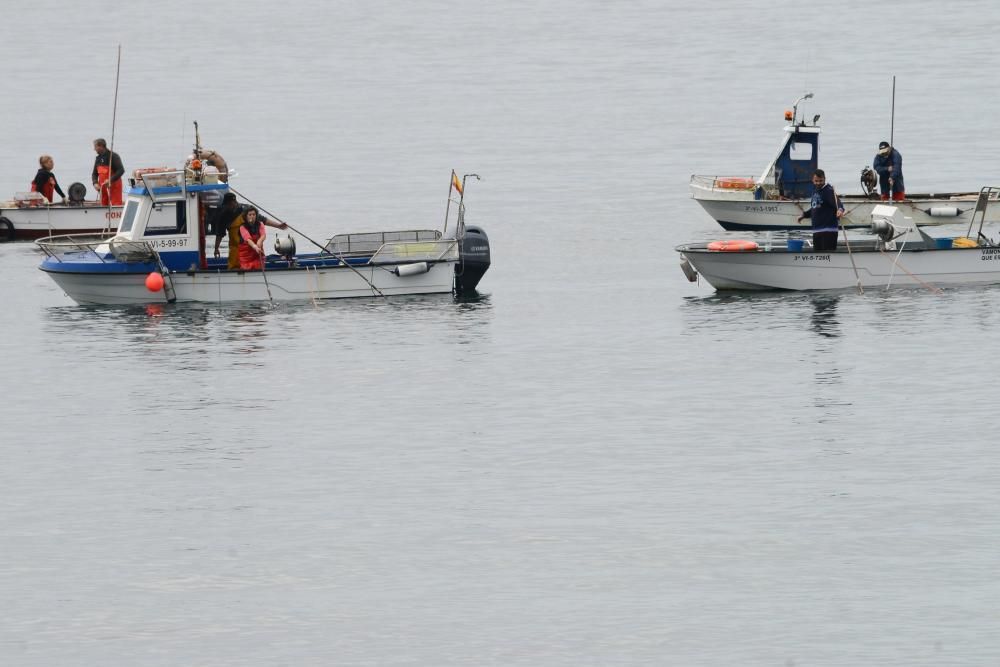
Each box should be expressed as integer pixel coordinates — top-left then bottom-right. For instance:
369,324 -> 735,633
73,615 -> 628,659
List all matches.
813,231 -> 838,252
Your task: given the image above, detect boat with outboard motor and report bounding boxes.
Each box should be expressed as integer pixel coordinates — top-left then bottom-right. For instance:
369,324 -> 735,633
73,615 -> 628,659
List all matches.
689,94 -> 1000,231
677,187 -> 1000,291
0,183 -> 122,242
36,166 -> 490,305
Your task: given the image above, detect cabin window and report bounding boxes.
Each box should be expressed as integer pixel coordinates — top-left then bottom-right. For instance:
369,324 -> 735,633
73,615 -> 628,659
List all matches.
118,200 -> 140,233
143,202 -> 188,236
789,142 -> 813,161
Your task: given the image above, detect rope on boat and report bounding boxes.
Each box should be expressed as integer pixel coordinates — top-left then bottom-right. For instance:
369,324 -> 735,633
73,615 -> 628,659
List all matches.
878,247 -> 943,294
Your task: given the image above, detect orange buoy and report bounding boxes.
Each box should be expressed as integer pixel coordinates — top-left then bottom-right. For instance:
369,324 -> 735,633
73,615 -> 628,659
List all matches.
145,272 -> 165,292
715,177 -> 756,190
707,239 -> 759,252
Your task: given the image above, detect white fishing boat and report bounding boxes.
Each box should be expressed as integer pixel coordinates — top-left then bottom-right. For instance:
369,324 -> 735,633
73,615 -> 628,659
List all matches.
677,188 -> 1000,291
689,94 -> 999,231
37,165 -> 490,305
0,185 -> 121,241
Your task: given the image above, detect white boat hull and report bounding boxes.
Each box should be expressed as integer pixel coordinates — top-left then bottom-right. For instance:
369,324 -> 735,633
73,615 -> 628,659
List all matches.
0,202 -> 122,240
677,243 -> 1000,291
42,260 -> 459,305
690,186 -> 995,231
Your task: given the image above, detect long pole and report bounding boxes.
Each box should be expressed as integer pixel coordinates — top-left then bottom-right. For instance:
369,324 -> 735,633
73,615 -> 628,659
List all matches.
839,221 -> 864,295
889,76 -> 896,200
104,45 -> 122,233
889,75 -> 896,149
258,246 -> 274,303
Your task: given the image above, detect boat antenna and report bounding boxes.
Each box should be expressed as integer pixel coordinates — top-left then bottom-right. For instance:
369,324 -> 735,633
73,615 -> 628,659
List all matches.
457,173 -> 480,235
194,120 -> 202,157
103,44 -> 122,233
889,76 -> 896,148
791,92 -> 813,125
889,75 -> 896,200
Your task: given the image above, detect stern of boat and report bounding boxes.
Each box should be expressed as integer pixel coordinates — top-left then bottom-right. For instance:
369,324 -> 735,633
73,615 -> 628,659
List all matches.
455,226 -> 490,294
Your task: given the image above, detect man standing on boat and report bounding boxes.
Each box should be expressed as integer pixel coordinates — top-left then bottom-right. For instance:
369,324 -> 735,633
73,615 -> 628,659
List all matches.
797,169 -> 843,252
873,141 -> 905,201
91,138 -> 124,206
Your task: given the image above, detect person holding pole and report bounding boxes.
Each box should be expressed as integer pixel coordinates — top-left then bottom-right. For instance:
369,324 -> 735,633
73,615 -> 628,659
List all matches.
873,141 -> 905,201
237,207 -> 268,271
212,193 -> 286,269
796,169 -> 843,252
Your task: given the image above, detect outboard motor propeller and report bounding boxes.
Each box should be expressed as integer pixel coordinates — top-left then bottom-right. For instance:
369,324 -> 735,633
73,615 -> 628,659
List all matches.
455,226 -> 491,294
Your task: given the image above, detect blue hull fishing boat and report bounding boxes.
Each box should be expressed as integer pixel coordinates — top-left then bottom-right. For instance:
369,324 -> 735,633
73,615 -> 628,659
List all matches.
37,159 -> 490,305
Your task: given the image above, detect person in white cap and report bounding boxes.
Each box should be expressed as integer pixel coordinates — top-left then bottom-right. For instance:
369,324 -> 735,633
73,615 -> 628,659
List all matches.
873,141 -> 904,201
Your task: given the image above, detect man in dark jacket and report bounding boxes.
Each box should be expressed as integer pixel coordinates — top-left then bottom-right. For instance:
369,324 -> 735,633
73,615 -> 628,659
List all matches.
873,141 -> 904,201
91,138 -> 125,205
797,169 -> 842,252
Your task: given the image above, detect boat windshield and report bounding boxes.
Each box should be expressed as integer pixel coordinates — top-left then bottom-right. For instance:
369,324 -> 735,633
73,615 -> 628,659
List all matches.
118,200 -> 141,234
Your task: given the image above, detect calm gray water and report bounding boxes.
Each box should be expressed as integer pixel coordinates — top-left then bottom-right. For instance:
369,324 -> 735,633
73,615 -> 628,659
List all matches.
3,1 -> 1000,665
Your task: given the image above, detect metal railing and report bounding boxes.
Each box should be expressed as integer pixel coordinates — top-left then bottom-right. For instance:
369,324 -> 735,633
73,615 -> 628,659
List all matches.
324,229 -> 443,256
36,233 -> 156,264
965,186 -> 1000,245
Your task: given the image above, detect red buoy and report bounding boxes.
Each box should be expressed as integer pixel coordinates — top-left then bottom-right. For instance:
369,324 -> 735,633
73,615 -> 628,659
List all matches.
145,272 -> 165,292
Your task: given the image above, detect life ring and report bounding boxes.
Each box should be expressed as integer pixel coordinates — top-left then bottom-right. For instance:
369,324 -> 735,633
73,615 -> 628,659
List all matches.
708,239 -> 758,252
0,217 -> 14,243
715,177 -> 756,190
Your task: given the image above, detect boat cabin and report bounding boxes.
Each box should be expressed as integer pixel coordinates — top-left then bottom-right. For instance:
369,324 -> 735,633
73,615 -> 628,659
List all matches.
111,169 -> 225,271
757,105 -> 820,200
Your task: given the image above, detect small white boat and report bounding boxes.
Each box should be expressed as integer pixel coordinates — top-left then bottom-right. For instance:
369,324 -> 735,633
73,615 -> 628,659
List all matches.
677,189 -> 1000,292
689,94 -> 1000,231
0,187 -> 121,241
37,167 -> 490,305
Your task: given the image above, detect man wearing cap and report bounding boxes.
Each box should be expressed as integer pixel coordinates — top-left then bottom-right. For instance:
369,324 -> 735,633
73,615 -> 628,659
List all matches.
873,141 -> 905,201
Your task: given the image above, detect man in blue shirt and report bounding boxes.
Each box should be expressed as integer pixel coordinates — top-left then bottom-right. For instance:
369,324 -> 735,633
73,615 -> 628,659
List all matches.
796,169 -> 843,252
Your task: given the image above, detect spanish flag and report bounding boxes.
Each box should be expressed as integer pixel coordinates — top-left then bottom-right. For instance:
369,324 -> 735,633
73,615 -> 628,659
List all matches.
451,171 -> 462,195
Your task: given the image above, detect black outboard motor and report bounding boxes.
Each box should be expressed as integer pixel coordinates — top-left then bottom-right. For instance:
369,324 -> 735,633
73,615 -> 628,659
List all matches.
455,226 -> 490,294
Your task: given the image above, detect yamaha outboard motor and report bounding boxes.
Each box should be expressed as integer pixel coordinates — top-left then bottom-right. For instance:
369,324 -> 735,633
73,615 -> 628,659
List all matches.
455,226 -> 490,294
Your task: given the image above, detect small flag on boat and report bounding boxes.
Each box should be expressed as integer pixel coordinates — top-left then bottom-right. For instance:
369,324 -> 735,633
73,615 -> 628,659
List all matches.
451,171 -> 463,195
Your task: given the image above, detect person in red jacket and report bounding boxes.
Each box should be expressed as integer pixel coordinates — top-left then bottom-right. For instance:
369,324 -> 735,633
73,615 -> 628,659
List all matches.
91,138 -> 124,205
31,155 -> 66,204
238,207 -> 267,270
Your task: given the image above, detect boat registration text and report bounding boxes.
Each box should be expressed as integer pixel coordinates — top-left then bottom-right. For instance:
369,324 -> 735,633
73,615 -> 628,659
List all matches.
743,204 -> 781,214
